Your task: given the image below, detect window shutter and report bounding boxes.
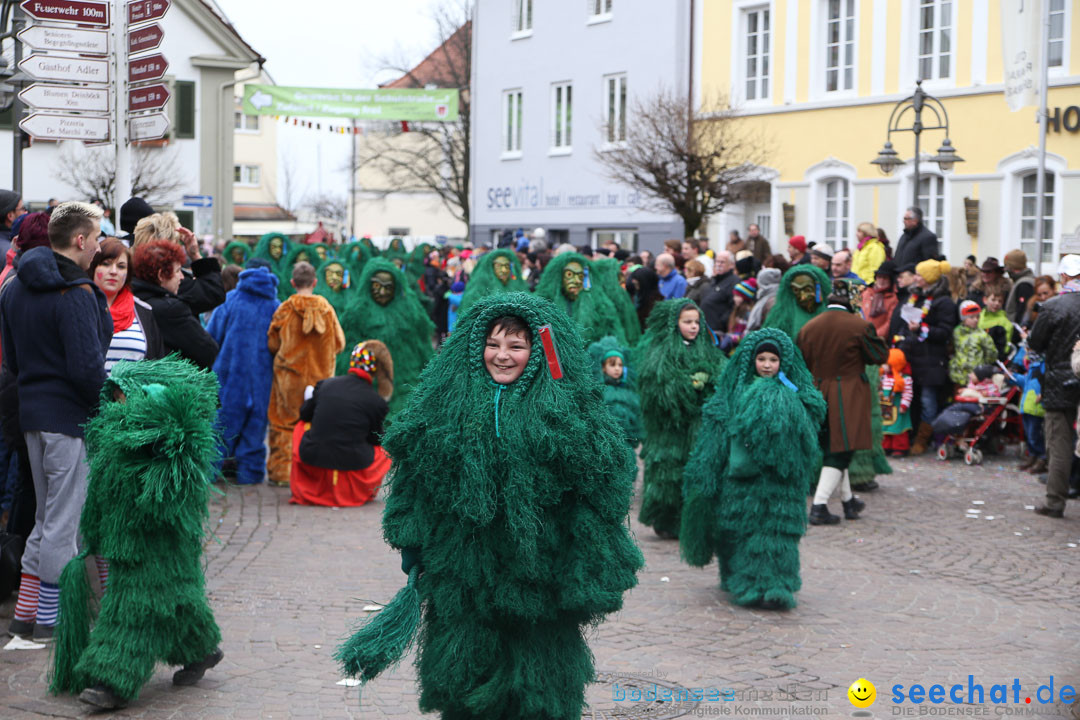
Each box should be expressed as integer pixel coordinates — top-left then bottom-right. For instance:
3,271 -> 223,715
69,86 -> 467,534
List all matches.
175,80 -> 196,139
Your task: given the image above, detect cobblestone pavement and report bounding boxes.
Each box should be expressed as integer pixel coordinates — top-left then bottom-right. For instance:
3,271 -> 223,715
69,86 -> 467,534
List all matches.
2,452 -> 1079,719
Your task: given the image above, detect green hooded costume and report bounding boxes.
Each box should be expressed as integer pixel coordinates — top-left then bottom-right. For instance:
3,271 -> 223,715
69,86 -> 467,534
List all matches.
680,329 -> 826,609
458,248 -> 529,316
277,244 -> 319,300
407,242 -> 433,284
339,241 -> 374,280
222,241 -> 252,267
591,257 -> 642,346
382,237 -> 408,268
637,299 -> 727,537
338,258 -> 434,412
314,257 -> 356,319
252,232 -> 291,277
587,335 -> 643,447
763,264 -> 832,339
51,357 -> 222,702
336,292 -> 643,720
533,252 -> 627,345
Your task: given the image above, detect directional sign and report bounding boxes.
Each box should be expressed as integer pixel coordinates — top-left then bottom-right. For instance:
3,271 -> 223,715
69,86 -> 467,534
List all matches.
20,112 -> 109,141
129,112 -> 169,141
19,54 -> 109,84
127,0 -> 169,25
20,0 -> 109,26
182,195 -> 213,208
128,53 -> 167,83
127,23 -> 163,54
17,24 -> 108,55
128,83 -> 169,112
20,83 -> 108,112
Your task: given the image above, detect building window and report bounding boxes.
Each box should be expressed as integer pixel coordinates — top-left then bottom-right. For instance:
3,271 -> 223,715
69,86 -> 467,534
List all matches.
234,164 -> 260,187
743,6 -> 770,101
592,229 -> 638,252
823,178 -> 850,248
234,111 -> 258,132
174,80 -> 196,139
551,82 -> 572,152
1049,0 -> 1065,68
917,0 -> 953,81
513,0 -> 533,35
917,175 -> 945,239
603,74 -> 627,145
589,0 -> 612,21
1020,172 -> 1055,263
825,0 -> 856,92
503,89 -> 523,157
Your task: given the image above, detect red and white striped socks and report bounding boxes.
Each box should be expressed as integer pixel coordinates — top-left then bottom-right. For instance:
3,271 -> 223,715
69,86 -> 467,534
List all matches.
13,573 -> 40,624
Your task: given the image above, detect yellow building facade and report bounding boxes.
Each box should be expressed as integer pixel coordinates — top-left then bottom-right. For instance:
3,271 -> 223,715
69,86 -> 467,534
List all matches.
700,0 -> 1080,267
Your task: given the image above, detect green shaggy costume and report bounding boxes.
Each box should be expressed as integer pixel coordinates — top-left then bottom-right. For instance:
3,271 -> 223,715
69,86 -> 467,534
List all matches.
533,253 -> 627,345
51,357 -> 222,702
458,248 -> 529,315
681,329 -> 826,609
314,257 -> 356,319
588,335 -> 643,447
637,299 -> 726,537
340,241 -> 374,279
337,292 -> 642,719
591,258 -> 642,346
338,258 -> 434,412
252,232 -> 291,277
277,244 -> 319,300
222,241 -> 251,267
763,265 -> 832,339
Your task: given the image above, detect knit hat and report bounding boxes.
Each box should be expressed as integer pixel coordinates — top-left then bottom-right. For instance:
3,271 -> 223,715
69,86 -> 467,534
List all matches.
874,259 -> 898,279
1003,249 -> 1028,272
1059,254 -> 1080,278
451,280 -> 466,293
0,190 -> 20,220
350,340 -> 394,401
959,299 -> 982,317
788,235 -> 807,253
754,339 -> 780,358
811,243 -> 835,260
915,259 -> 950,285
979,257 -> 1005,275
897,262 -> 917,275
734,278 -> 758,301
120,197 -> 154,235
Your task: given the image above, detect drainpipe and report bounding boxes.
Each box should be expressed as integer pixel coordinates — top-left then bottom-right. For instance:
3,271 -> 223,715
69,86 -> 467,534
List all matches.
217,61 -> 264,241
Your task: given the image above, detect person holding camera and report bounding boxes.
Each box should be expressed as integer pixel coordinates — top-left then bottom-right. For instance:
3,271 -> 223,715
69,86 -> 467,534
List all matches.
1028,255 -> 1080,518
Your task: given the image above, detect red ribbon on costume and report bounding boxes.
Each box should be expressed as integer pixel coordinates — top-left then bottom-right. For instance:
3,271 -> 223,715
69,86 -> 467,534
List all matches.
538,324 -> 563,380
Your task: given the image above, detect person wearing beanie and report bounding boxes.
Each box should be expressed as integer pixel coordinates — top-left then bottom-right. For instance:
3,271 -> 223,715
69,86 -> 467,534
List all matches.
681,328 -> 826,609
0,189 -> 25,258
787,235 -> 811,265
745,267 -> 782,333
289,340 -> 393,507
797,279 -> 889,525
723,278 -> 757,350
950,300 -> 998,387
118,197 -> 153,237
588,335 -> 643,448
880,348 -> 914,456
897,259 -> 958,455
862,259 -> 899,339
1003,249 -> 1036,324
734,250 -> 758,279
809,243 -> 834,271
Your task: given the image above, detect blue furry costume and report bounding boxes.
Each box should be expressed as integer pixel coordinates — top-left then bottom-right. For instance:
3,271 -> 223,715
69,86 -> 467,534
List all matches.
207,268 -> 280,484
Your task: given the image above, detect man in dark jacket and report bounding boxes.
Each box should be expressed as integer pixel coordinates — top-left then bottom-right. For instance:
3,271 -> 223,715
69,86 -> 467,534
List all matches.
894,207 -> 939,269
1028,255 -> 1080,518
0,202 -> 111,641
0,190 -> 26,259
699,250 -> 739,332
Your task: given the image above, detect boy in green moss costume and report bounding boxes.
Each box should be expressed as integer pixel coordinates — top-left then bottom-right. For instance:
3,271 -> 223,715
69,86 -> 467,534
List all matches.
588,335 -> 643,447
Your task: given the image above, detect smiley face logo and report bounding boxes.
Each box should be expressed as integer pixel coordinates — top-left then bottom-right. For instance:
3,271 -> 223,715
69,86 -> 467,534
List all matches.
848,678 -> 876,708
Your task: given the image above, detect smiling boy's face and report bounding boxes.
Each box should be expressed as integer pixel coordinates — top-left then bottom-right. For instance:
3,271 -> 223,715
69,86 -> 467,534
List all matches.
484,327 -> 531,384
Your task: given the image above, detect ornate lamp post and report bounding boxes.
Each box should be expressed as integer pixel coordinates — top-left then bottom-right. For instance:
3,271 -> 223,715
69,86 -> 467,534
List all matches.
871,80 -> 964,209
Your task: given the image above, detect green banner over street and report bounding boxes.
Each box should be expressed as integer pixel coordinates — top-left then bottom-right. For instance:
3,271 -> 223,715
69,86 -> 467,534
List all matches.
241,84 -> 459,122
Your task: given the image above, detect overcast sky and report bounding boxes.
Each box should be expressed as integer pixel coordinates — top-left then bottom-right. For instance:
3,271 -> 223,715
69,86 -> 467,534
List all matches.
215,0 -> 447,224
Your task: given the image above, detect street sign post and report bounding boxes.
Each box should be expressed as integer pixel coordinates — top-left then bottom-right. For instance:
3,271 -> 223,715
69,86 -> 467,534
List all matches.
127,0 -> 169,25
128,82 -> 169,112
19,83 -> 109,112
20,0 -> 109,26
128,52 -> 167,83
127,22 -> 162,53
17,24 -> 108,54
129,112 -> 169,141
19,54 -> 109,83
19,112 -> 109,141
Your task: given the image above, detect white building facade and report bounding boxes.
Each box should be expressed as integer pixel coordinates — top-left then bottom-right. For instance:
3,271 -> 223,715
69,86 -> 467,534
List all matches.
470,0 -> 690,252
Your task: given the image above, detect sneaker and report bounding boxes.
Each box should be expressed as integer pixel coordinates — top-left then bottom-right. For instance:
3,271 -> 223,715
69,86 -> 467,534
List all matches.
1033,505 -> 1064,519
808,504 -> 841,525
32,624 -> 54,643
7,619 -> 33,639
78,684 -> 128,709
173,647 -> 224,686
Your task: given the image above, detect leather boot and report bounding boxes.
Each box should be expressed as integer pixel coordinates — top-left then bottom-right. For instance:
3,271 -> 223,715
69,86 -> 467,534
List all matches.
910,422 -> 934,455
809,504 -> 841,525
842,497 -> 865,519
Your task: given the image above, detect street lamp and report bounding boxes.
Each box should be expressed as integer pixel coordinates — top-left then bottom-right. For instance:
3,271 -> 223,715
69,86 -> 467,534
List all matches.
871,80 -> 964,209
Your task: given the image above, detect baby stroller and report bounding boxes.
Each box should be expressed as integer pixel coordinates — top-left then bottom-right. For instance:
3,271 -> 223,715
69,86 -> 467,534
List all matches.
934,364 -> 1025,466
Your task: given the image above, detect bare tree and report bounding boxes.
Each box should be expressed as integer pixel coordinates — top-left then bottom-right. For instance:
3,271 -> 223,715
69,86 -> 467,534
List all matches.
279,150 -> 304,214
52,144 -> 187,207
302,192 -> 347,224
594,90 -> 771,238
355,0 -> 472,229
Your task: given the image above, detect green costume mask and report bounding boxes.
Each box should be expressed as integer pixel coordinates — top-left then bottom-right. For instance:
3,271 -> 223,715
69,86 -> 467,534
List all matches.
269,237 -> 284,260
637,298 -> 727,537
338,292 -> 643,718
492,256 -> 512,284
253,232 -> 291,275
314,244 -> 328,263
764,265 -> 832,340
534,253 -> 627,344
325,263 -> 345,290
458,249 -> 529,316
223,241 -> 251,267
370,271 -> 396,306
561,261 -> 585,300
314,258 -> 355,320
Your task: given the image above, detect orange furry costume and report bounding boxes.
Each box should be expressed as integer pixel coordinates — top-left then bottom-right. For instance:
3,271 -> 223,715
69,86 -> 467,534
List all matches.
267,294 -> 345,485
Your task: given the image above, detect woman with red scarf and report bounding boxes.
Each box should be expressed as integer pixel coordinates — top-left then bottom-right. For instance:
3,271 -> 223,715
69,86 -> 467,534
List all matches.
89,238 -> 165,372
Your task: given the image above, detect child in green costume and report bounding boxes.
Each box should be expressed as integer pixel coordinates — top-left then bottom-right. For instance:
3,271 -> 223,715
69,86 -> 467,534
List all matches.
338,258 -> 434,412
533,252 -> 627,345
336,292 -> 643,720
252,232 -> 291,277
458,248 -> 529,315
681,328 -> 826,610
591,257 -> 642,345
637,299 -> 726,538
588,335 -> 643,447
51,357 -> 224,709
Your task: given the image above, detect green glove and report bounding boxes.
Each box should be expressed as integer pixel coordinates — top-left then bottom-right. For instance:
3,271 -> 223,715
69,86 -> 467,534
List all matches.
400,547 -> 422,575
690,372 -> 709,391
